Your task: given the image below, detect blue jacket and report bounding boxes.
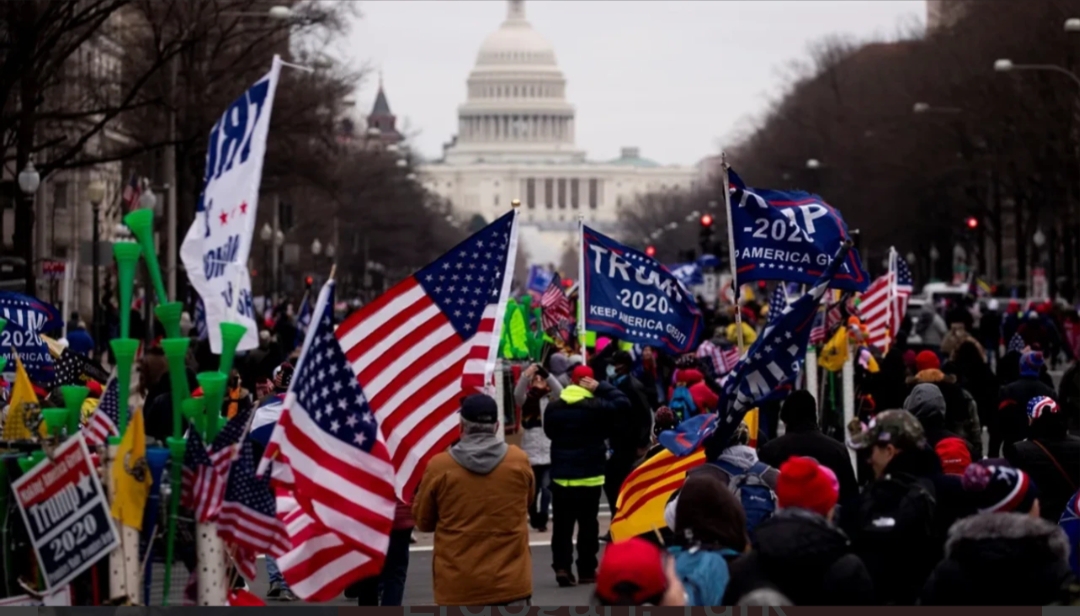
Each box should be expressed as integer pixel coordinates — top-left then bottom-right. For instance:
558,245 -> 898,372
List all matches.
66,327 -> 94,356
1060,492 -> 1080,578
543,382 -> 629,481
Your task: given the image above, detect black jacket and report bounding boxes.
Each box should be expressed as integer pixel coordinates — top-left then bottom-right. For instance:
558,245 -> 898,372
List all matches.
1005,432 -> 1080,521
995,376 -> 1057,456
920,512 -> 1077,605
725,508 -> 874,606
610,374 -> 653,461
758,425 -> 859,506
544,382 -> 629,481
841,447 -> 973,605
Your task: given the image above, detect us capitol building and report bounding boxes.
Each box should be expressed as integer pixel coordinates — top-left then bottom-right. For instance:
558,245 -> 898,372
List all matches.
418,0 -> 706,264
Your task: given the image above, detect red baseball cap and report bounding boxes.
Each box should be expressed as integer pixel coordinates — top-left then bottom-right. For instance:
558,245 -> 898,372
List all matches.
571,365 -> 594,385
595,538 -> 668,605
935,438 -> 972,476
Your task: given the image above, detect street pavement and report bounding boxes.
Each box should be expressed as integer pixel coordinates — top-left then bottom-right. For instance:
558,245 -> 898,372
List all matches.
246,502 -> 612,606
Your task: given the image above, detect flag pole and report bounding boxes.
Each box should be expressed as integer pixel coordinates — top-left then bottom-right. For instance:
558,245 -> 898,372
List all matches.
721,153 -> 745,351
887,247 -> 898,355
577,215 -> 588,362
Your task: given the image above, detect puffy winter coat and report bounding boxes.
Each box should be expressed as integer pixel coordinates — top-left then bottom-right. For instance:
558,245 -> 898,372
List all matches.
513,372 -> 562,466
725,508 -> 875,606
544,382 -> 628,481
1005,432 -> 1080,522
920,512 -> 1077,605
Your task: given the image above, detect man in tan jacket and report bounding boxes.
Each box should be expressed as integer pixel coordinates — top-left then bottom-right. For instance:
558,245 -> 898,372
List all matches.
413,394 -> 535,605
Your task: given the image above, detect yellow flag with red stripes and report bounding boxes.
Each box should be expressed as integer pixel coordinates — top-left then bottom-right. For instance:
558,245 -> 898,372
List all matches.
609,447 -> 706,541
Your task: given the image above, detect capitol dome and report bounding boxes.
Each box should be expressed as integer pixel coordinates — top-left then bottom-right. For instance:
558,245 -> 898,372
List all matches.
444,0 -> 584,165
475,1 -> 557,68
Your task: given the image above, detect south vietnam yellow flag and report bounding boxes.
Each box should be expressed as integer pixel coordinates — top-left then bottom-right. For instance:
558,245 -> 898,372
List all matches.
3,353 -> 38,440
110,407 -> 152,530
744,408 -> 760,448
610,447 -> 706,541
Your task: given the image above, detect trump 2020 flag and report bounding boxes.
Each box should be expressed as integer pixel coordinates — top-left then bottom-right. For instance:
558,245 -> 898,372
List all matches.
718,242 -> 851,440
181,56 -> 282,353
728,168 -> 868,292
582,225 -> 703,354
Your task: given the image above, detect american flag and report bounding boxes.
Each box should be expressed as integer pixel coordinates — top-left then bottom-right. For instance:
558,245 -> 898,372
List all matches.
697,339 -> 740,375
182,407 -> 249,523
261,279 -> 397,601
766,285 -> 788,328
861,253 -> 913,352
809,309 -> 827,345
83,377 -> 119,447
51,347 -> 110,389
217,440 -> 289,580
540,273 -> 571,332
332,210 -> 517,501
121,172 -> 141,212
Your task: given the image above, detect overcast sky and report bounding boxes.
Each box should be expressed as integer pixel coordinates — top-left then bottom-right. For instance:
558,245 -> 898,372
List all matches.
344,1 -> 925,166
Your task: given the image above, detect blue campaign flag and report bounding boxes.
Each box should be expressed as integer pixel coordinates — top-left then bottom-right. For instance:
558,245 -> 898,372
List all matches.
669,263 -> 704,287
294,292 -> 311,349
0,292 -> 60,382
526,265 -> 554,294
716,242 -> 852,442
194,298 -> 208,340
582,225 -> 703,354
696,254 -> 721,270
659,412 -> 719,457
728,168 -> 869,292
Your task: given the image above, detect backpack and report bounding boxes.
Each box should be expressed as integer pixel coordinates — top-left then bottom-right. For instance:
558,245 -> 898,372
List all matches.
669,546 -> 739,606
669,385 -> 697,422
853,472 -> 938,604
713,460 -> 777,536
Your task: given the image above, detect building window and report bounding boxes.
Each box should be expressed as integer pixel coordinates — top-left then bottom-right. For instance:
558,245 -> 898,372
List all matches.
527,178 -> 536,208
589,179 -> 598,209
53,182 -> 68,210
493,194 -> 500,207
557,179 -> 566,209
545,178 -> 554,209
570,179 -> 579,209
616,195 -> 622,208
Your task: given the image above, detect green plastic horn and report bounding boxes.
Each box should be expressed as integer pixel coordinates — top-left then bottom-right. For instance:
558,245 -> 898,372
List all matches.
196,371 -> 227,441
42,408 -> 68,438
161,435 -> 187,605
60,385 -> 89,438
155,301 -> 184,340
181,397 -> 205,437
217,322 -> 247,378
113,242 -> 142,340
123,208 -> 167,304
110,338 -> 139,436
0,317 -> 7,373
160,338 -> 191,440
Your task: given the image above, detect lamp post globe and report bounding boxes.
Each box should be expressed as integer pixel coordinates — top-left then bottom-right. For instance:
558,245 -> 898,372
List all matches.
326,243 -> 335,259
1033,228 -> 1047,248
18,161 -> 40,195
994,59 -> 1014,72
87,180 -> 106,206
1066,18 -> 1080,32
139,187 -> 157,211
260,222 -> 273,242
805,158 -> 821,170
311,238 -> 322,256
268,5 -> 292,19
274,230 -> 285,246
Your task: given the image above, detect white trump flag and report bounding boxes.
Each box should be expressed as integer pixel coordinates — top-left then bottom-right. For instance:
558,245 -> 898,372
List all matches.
181,55 -> 282,353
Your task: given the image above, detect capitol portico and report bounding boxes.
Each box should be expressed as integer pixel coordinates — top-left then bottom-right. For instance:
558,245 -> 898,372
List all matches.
418,0 -> 701,264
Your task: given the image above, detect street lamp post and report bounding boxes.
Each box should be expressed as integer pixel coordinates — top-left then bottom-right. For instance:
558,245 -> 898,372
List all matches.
273,229 -> 284,303
260,223 -> 273,300
87,181 -> 106,350
17,161 -> 40,295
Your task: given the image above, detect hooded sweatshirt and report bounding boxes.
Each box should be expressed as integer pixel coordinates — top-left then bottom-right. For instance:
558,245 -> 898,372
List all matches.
449,431 -> 508,475
904,383 -> 976,459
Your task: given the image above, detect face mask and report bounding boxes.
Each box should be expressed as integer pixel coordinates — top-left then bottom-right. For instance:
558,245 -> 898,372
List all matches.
606,365 -> 617,379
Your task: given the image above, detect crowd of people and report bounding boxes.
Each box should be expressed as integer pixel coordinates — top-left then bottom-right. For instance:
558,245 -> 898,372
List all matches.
411,291 -> 1080,606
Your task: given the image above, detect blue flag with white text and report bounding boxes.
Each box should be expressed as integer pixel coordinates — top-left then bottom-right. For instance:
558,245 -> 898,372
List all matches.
728,169 -> 868,292
669,263 -> 704,287
717,242 -> 852,441
526,265 -> 554,294
582,226 -> 703,354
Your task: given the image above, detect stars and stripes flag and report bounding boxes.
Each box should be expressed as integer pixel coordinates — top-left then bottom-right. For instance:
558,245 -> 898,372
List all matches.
330,210 -> 518,501
540,272 -> 572,332
181,407 -> 250,522
765,284 -> 788,328
861,250 -> 913,352
697,339 -> 740,375
121,172 -> 141,212
809,309 -> 827,345
217,440 -> 289,580
261,279 -> 397,600
83,377 -> 119,447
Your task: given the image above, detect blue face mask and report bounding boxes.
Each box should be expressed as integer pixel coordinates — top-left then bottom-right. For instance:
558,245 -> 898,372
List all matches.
606,365 -> 617,380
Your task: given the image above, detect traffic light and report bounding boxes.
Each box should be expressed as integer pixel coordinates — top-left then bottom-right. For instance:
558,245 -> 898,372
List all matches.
645,245 -> 656,258
965,216 -> 978,230
699,214 -> 715,256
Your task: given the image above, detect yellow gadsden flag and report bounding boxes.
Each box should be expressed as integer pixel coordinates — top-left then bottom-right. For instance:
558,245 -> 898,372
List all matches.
818,327 -> 849,373
3,353 -> 38,440
110,407 -> 152,530
609,447 -> 706,541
